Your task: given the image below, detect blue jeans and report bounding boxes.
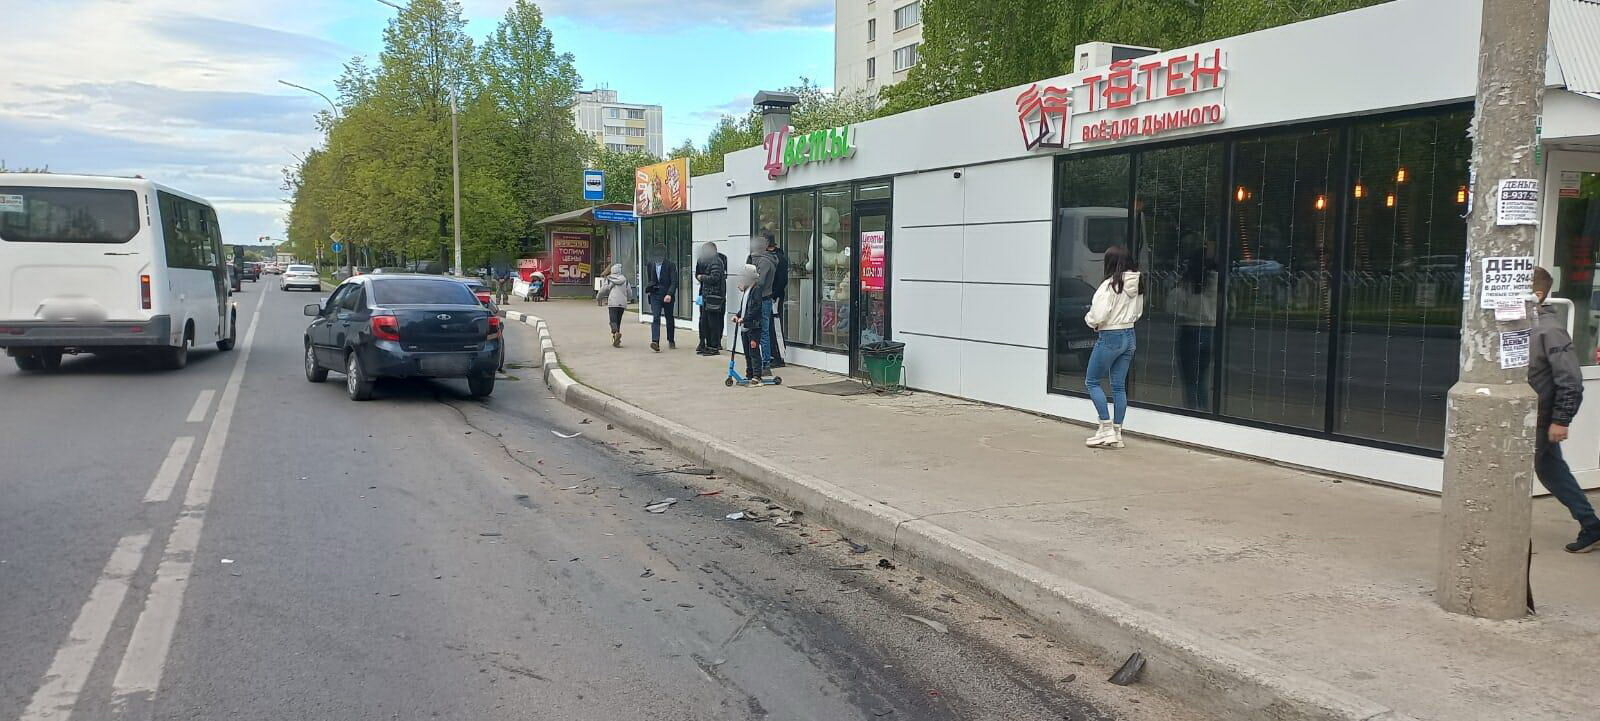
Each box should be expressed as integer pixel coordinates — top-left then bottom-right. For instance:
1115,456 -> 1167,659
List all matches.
759,299 -> 775,371
1536,441 -> 1600,529
1086,329 -> 1136,424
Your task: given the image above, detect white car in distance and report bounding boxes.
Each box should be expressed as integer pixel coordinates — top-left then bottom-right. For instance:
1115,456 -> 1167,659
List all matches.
280,265 -> 320,292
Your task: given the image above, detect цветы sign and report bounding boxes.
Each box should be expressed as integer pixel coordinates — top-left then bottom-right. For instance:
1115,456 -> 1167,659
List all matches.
764,125 -> 857,179
1016,48 -> 1227,150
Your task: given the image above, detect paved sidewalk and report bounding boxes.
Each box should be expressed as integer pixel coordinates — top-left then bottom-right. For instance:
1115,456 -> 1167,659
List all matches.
513,298 -> 1598,721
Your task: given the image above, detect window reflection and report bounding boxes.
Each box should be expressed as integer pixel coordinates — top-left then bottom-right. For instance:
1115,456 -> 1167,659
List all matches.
1050,154 -> 1130,394
782,190 -> 816,346
817,187 -> 854,351
1132,142 -> 1224,411
1220,128 -> 1340,430
1553,171 -> 1600,366
1335,112 -> 1470,450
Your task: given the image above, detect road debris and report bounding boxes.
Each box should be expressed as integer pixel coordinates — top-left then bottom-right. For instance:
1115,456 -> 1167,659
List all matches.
579,418 -> 591,424
1060,674 -> 1077,684
479,532 -> 503,537
696,490 -> 723,497
720,536 -> 742,549
640,569 -> 654,578
877,559 -> 896,570
637,466 -> 716,477
829,564 -> 867,571
220,558 -> 235,564
676,603 -> 695,608
1108,651 -> 1145,686
725,512 -> 747,521
552,430 -> 582,439
644,498 -> 678,513
845,540 -> 869,554
902,614 -> 949,634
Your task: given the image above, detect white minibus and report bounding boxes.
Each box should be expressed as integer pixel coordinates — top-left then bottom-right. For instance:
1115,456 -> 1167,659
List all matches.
0,174 -> 237,371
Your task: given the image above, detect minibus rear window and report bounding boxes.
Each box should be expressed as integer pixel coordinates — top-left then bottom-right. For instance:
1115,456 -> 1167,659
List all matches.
0,186 -> 140,244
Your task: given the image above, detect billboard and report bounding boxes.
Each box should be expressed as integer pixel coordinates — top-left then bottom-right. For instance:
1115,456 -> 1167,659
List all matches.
633,157 -> 689,217
550,231 -> 592,285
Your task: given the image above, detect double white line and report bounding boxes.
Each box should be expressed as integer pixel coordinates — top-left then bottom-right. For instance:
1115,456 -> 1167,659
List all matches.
19,292 -> 264,721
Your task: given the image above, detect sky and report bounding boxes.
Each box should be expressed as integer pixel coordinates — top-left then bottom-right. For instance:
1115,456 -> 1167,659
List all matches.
0,0 -> 834,247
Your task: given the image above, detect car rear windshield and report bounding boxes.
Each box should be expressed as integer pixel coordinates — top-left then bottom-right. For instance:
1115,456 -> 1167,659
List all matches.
371,279 -> 478,305
287,265 -> 314,273
0,186 -> 140,244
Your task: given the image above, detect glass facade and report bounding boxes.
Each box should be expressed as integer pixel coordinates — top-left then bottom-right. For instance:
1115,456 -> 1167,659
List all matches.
1552,170 -> 1600,365
751,179 -> 894,355
1048,105 -> 1471,453
640,213 -> 693,320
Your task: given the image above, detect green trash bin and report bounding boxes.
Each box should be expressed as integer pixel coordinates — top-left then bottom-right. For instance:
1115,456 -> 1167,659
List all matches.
860,341 -> 905,389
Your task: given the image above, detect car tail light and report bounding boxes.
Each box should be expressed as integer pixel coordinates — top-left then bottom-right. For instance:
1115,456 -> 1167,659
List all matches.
371,314 -> 400,341
487,315 -> 502,339
140,274 -> 152,310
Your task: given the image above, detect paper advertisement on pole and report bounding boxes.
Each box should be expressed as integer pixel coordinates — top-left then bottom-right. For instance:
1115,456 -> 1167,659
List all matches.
1499,329 -> 1530,370
1558,171 -> 1581,199
1493,299 -> 1525,322
1479,256 -> 1534,309
1494,179 -> 1539,225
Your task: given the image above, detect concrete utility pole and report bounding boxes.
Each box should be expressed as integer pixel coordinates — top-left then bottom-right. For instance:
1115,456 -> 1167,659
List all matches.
1436,0 -> 1550,620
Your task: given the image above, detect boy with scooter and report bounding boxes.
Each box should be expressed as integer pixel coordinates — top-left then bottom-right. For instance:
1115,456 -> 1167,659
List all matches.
728,264 -> 779,387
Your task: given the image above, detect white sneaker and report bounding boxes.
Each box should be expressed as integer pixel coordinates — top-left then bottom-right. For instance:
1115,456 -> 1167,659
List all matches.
1085,421 -> 1115,447
1107,424 -> 1125,449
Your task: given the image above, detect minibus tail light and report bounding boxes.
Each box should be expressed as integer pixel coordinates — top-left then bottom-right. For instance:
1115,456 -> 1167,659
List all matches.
140,274 -> 152,310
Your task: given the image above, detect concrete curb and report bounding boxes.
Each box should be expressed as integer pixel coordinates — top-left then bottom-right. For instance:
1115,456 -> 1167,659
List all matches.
501,309 -> 1417,721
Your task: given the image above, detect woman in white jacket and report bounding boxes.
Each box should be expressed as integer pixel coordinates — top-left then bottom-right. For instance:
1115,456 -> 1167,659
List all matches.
1083,245 -> 1145,448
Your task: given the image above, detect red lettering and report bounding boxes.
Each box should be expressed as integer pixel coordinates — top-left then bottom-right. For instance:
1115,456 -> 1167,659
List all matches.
1138,61 -> 1163,102
1192,48 -> 1223,90
1166,55 -> 1190,96
1081,74 -> 1102,112
1102,60 -> 1136,109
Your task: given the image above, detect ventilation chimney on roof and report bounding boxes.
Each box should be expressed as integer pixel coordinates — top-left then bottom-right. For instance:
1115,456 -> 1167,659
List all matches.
754,90 -> 801,136
1074,42 -> 1160,72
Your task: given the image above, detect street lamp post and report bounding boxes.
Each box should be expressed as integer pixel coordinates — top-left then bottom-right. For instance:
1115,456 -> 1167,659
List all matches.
277,80 -> 340,118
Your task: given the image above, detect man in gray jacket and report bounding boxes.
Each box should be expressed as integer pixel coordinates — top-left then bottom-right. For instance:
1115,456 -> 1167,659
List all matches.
747,233 -> 779,372
1530,266 -> 1600,553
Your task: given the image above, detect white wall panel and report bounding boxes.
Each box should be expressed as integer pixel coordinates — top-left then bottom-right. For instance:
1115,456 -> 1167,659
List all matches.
960,342 -> 1048,410
893,280 -> 964,338
958,283 -> 1049,348
960,158 -> 1053,225
692,209 -> 727,244
891,225 -> 964,282
689,172 -> 728,212
893,171 -> 965,227
961,221 -> 1052,285
900,332 -> 963,397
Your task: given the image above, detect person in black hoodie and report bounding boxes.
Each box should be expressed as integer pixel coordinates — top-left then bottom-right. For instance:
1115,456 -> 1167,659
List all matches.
694,242 -> 728,355
766,234 -> 789,368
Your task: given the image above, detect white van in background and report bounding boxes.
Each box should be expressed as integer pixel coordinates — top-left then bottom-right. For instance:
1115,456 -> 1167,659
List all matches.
0,174 -> 237,371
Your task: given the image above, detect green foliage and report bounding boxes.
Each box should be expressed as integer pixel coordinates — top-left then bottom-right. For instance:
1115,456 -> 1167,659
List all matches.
285,0 -> 587,271
592,147 -> 659,205
677,78 -> 876,175
880,0 -> 1390,116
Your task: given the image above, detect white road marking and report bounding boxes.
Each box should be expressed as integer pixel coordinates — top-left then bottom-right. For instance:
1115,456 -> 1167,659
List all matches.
183,390 -> 214,423
19,532 -> 153,721
141,437 -> 194,504
111,292 -> 265,714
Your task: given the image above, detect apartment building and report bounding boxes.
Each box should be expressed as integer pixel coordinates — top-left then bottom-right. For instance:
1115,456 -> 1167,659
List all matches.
572,88 -> 664,158
834,0 -> 923,95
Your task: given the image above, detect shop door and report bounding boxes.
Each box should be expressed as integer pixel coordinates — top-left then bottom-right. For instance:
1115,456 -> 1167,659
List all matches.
851,204 -> 892,376
1546,152 -> 1600,489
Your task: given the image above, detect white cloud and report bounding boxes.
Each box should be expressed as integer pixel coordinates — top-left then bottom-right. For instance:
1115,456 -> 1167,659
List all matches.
0,0 -> 360,241
464,0 -> 832,31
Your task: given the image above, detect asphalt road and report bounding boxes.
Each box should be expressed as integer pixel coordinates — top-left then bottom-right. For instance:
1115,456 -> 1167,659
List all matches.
1,280 -> 1197,721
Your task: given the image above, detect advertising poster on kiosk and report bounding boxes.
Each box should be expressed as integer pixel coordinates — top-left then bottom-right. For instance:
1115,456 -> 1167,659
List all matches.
633,158 -> 689,216
551,232 -> 592,285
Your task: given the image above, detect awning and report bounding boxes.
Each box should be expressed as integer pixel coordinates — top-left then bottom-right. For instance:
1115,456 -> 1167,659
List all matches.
1552,0 -> 1600,93
533,203 -> 633,227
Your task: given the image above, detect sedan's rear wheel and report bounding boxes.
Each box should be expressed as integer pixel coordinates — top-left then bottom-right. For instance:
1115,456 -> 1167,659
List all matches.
305,344 -> 328,383
468,372 -> 495,398
345,352 -> 374,401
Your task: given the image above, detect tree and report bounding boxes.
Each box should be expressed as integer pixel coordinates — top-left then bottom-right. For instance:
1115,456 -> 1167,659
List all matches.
592,147 -> 659,205
477,0 -> 590,250
880,0 -> 1390,116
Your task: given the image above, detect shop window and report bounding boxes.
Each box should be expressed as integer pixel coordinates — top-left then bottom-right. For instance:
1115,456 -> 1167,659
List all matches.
641,213 -> 694,321
781,190 -> 817,346
1335,111 -> 1470,450
1553,170 -> 1600,366
855,181 -> 892,201
1050,153 -> 1130,394
817,186 -> 854,351
1221,127 -> 1341,431
1131,142 -> 1225,412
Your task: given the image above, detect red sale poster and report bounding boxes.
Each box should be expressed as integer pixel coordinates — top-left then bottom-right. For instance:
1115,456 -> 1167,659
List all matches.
550,232 -> 592,285
859,231 -> 886,291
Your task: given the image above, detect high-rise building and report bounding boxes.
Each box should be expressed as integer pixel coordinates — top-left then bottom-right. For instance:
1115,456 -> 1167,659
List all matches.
572,89 -> 664,158
834,0 -> 923,95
